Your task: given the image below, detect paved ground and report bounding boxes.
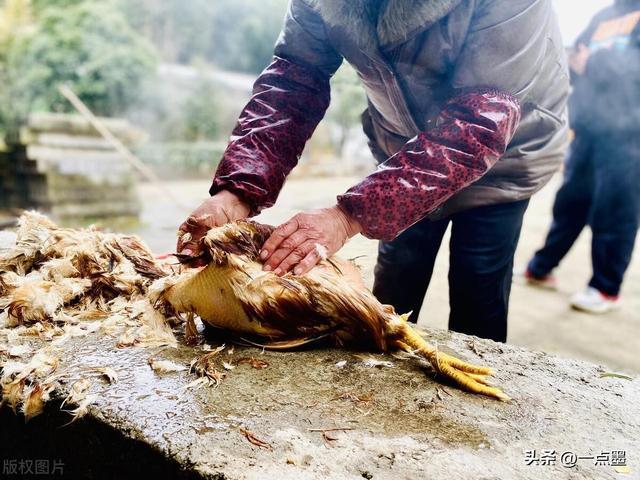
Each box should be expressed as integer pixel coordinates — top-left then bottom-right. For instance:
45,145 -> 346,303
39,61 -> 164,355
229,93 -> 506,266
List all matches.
127,175 -> 640,375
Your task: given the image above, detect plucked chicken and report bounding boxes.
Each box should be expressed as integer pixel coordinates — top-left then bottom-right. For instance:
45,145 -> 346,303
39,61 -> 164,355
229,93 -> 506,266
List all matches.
155,220 -> 509,401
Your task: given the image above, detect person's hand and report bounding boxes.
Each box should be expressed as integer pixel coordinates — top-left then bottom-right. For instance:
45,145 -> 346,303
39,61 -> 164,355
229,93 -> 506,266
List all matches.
176,190 -> 251,262
568,43 -> 590,76
260,205 -> 361,276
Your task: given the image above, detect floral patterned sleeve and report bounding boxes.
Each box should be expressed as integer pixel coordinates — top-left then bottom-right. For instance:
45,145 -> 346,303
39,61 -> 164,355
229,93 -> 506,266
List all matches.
209,56 -> 333,215
336,88 -> 522,241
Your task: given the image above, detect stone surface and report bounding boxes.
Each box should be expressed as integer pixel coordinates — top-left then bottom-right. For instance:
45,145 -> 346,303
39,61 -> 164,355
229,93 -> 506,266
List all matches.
1,112 -> 143,217
2,322 -> 638,479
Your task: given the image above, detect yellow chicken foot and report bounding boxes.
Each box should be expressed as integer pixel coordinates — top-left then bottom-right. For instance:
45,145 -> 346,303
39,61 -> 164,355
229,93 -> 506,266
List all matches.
393,325 -> 510,402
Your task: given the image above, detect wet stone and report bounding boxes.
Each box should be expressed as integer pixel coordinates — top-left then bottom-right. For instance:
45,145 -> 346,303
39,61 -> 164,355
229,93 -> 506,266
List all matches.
1,324 -> 638,480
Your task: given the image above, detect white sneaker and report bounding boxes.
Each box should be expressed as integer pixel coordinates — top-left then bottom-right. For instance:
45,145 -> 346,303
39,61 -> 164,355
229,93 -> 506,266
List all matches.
570,287 -> 620,314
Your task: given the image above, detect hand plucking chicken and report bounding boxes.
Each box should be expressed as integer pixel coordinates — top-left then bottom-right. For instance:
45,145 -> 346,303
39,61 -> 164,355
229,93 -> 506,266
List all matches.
0,213 -> 508,422
157,220 -> 509,401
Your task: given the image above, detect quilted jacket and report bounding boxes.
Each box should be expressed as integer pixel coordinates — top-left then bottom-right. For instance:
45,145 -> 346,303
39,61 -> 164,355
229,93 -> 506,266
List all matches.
211,0 -> 570,240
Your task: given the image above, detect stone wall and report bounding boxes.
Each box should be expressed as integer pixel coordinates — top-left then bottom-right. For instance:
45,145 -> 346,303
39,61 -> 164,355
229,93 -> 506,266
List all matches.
1,113 -> 144,218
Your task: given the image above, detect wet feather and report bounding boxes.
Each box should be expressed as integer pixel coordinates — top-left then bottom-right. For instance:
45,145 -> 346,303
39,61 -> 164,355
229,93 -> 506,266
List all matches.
156,220 -> 510,401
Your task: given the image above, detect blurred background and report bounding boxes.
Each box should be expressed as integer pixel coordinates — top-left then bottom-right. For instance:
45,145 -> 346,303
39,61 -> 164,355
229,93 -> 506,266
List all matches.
1,0 -> 637,373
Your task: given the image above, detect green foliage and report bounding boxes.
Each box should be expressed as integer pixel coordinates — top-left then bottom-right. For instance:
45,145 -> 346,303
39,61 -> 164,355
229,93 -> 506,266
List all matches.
30,0 -> 83,12
130,68 -> 229,143
0,0 -> 157,139
116,0 -> 214,64
0,0 -> 40,139
29,1 -> 158,115
0,0 -> 366,151
118,0 -> 288,74
134,141 -> 225,177
208,0 -> 288,73
182,78 -> 221,142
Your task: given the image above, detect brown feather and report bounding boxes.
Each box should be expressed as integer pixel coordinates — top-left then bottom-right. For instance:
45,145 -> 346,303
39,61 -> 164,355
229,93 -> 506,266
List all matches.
157,220 -> 510,401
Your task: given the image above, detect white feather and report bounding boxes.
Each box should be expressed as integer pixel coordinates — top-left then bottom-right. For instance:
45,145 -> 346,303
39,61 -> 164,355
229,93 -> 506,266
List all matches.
148,358 -> 187,373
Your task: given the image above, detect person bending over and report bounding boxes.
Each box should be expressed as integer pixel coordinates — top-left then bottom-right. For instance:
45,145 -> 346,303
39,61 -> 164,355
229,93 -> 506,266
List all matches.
179,0 -> 569,342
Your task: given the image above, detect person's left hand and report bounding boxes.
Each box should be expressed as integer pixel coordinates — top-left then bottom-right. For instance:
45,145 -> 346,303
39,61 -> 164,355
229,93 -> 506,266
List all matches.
260,205 -> 361,276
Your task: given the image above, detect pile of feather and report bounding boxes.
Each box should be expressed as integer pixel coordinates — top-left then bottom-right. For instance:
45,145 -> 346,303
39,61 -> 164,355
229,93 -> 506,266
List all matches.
0,212 -> 183,421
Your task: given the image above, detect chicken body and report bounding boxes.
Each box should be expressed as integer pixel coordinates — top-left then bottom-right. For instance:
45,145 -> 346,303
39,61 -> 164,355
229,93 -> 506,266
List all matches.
158,221 -> 509,401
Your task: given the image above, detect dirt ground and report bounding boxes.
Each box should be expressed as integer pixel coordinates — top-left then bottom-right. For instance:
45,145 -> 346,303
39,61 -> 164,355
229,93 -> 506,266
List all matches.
129,175 -> 640,375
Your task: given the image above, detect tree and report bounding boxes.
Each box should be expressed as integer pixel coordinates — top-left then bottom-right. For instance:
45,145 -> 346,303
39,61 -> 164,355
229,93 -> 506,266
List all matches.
30,0 -> 84,12
0,0 -> 158,140
117,0 -> 288,74
0,0 -> 40,140
117,0 -> 215,64
182,77 -> 221,142
29,1 -> 158,116
207,0 -> 288,74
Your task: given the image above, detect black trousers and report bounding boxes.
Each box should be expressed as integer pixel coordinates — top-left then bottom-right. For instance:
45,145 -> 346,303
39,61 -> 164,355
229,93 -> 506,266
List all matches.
528,133 -> 640,296
373,199 -> 530,342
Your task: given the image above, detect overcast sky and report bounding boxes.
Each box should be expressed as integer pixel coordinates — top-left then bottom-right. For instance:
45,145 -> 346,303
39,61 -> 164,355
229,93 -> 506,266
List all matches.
553,0 -> 614,45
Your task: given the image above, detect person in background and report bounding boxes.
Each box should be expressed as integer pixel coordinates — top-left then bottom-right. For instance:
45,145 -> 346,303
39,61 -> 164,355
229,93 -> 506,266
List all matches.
178,0 -> 569,342
525,0 -> 640,314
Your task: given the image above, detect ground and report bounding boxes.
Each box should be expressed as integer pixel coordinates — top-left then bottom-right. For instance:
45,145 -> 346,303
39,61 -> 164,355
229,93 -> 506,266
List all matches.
131,174 -> 640,374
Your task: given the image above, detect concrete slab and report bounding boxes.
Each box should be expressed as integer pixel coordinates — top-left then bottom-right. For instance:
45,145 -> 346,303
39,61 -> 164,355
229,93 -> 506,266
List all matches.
1,227 -> 638,480
1,324 -> 638,480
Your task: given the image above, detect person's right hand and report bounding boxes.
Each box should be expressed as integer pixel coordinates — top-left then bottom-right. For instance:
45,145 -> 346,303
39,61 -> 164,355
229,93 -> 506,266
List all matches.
176,190 -> 251,263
